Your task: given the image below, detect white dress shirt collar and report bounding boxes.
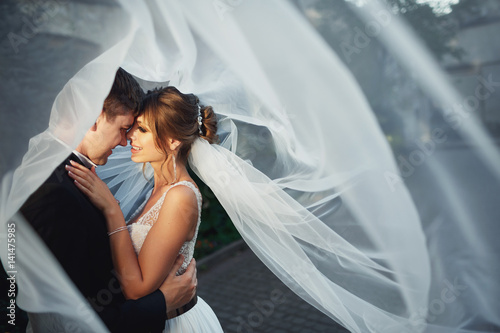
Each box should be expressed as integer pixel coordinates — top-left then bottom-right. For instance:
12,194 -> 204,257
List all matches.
72,150 -> 97,169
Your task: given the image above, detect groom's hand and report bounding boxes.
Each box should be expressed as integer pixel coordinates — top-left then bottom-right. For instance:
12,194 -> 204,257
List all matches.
159,254 -> 197,312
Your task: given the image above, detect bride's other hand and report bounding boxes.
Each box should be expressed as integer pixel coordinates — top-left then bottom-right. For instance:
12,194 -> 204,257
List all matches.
66,160 -> 119,216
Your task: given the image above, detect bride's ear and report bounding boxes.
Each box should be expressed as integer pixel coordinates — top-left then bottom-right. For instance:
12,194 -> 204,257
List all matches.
168,138 -> 181,151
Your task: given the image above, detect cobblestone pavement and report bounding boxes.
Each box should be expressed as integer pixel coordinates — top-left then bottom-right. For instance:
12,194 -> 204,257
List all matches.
197,243 -> 350,333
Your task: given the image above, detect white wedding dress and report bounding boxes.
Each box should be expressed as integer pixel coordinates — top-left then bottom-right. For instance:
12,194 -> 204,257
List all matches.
127,180 -> 223,333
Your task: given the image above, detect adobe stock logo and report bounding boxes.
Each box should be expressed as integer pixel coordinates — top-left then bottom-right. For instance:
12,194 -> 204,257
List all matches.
408,277 -> 468,329
385,73 -> 499,192
213,0 -> 243,20
235,288 -> 287,333
6,0 -> 68,54
340,9 -> 392,64
384,128 -> 447,191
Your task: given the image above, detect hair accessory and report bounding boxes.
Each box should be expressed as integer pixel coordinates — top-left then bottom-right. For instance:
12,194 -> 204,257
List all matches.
197,104 -> 203,135
108,226 -> 128,236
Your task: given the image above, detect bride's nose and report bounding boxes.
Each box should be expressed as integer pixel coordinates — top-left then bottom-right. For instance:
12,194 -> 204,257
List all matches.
126,128 -> 135,142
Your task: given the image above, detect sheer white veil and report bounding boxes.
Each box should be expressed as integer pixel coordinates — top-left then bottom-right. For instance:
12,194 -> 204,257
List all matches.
1,0 -> 499,332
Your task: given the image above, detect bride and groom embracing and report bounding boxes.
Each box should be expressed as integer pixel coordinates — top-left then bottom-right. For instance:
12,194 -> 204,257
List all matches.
20,68 -> 224,332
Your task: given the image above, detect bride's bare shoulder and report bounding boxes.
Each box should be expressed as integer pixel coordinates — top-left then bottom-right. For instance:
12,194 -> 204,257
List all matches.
161,182 -> 198,212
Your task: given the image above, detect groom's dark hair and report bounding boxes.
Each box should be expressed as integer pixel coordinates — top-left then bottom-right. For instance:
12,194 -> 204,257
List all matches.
102,67 -> 144,120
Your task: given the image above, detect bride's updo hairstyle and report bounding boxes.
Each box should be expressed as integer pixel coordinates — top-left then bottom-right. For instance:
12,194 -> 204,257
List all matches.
141,86 -> 218,162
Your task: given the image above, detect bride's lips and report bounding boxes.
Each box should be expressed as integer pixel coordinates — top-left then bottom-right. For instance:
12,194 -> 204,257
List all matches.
131,145 -> 143,154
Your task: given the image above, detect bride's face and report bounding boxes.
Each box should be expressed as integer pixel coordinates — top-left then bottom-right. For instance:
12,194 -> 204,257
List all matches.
127,115 -> 166,164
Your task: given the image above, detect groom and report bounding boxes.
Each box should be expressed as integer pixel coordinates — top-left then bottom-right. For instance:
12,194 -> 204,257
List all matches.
20,68 -> 196,332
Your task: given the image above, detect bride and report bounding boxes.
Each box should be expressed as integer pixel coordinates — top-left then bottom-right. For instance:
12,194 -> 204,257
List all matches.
67,86 -> 223,332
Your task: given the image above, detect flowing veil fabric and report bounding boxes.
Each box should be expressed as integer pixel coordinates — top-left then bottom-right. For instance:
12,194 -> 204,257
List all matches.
1,0 -> 499,332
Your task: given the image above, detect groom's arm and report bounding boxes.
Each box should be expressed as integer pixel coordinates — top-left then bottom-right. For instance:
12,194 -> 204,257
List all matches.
99,256 -> 197,333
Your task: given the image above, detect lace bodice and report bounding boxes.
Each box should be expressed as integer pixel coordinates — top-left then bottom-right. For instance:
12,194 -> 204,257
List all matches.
126,181 -> 202,275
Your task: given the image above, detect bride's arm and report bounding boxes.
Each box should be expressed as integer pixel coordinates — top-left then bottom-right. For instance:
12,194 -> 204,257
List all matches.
67,161 -> 197,300
107,186 -> 197,300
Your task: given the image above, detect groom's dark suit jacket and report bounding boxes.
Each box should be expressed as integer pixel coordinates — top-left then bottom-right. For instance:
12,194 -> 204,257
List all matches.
20,154 -> 166,333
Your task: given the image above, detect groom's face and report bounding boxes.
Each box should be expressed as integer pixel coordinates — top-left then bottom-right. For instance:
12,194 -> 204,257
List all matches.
87,112 -> 135,165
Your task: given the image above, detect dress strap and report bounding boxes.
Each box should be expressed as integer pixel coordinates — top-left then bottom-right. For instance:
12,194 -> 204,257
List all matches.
129,181 -> 201,226
166,181 -> 202,207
